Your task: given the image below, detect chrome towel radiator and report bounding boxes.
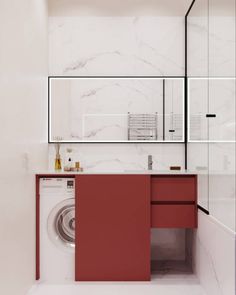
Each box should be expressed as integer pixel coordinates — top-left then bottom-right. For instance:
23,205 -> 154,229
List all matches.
128,113 -> 158,141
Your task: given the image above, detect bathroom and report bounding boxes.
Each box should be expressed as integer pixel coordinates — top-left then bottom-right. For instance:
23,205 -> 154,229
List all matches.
0,0 -> 235,294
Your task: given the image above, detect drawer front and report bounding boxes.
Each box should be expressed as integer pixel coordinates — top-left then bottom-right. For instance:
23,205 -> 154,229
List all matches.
151,176 -> 196,201
151,204 -> 197,228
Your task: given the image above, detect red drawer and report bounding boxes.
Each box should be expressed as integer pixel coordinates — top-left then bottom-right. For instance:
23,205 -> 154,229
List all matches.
151,204 -> 197,228
151,176 -> 196,201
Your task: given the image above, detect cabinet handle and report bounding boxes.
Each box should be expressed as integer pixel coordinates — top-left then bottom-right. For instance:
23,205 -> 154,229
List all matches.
169,129 -> 175,133
206,114 -> 216,118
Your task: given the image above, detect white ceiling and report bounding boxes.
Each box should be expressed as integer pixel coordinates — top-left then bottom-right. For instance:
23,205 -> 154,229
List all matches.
48,0 -> 194,16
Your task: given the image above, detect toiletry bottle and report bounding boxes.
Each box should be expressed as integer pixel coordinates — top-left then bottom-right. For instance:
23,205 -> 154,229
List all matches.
55,153 -> 62,170
64,148 -> 74,170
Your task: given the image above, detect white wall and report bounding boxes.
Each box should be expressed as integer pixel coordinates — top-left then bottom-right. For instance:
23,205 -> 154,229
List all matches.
0,1 -> 48,294
193,211 -> 236,295
48,0 -> 192,17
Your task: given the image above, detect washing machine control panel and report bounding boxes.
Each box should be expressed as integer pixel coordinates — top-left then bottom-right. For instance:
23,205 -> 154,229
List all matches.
67,180 -> 74,189
40,178 -> 75,197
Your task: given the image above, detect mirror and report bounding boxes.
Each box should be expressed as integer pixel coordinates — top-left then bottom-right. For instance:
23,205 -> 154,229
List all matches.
188,78 -> 235,142
49,77 -> 184,142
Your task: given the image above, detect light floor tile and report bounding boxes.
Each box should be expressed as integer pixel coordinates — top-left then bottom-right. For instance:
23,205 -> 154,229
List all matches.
28,274 -> 207,295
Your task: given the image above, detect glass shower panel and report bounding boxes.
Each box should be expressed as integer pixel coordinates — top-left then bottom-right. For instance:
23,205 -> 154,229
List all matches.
208,0 -> 235,231
208,78 -> 235,142
209,0 -> 236,77
208,143 -> 235,231
188,142 -> 209,210
188,78 -> 209,141
187,0 -> 208,77
187,0 -> 210,212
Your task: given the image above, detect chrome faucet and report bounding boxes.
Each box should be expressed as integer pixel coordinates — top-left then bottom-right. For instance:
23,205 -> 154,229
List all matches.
148,155 -> 153,170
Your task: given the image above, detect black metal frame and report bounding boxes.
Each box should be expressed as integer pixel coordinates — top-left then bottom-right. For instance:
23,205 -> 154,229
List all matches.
48,75 -> 185,144
186,0 -> 211,216
162,79 -> 165,141
197,205 -> 210,215
185,0 -> 196,169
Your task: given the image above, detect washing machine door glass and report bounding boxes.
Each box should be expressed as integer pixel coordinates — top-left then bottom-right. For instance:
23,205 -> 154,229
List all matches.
47,198 -> 75,252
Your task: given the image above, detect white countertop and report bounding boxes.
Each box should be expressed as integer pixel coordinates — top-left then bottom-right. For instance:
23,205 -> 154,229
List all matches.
36,170 -> 197,175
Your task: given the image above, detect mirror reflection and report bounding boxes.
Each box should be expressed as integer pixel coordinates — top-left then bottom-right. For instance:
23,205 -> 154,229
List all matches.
49,77 -> 184,142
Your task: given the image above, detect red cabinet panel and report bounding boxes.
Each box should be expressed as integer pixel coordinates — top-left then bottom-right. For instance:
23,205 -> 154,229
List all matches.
151,204 -> 197,228
75,175 -> 151,281
151,176 -> 197,202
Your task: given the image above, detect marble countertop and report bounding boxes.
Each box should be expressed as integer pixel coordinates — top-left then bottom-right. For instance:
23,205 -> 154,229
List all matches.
36,170 -> 197,175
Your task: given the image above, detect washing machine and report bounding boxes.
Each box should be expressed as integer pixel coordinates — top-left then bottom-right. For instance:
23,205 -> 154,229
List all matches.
40,178 -> 75,283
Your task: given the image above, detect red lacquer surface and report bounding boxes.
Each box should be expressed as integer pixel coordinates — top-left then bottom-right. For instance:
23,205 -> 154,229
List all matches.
151,176 -> 196,201
75,175 -> 151,281
151,204 -> 197,228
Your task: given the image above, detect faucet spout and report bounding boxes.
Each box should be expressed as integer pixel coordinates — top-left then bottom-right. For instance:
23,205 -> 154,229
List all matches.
148,155 -> 153,170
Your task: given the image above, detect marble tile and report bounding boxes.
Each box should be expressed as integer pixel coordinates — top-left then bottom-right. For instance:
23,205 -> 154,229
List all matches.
209,15 -> 235,77
28,274 -> 207,295
187,11 -> 209,77
48,143 -> 185,172
187,2 -> 235,78
193,211 -> 236,295
208,143 -> 236,231
49,17 -> 185,76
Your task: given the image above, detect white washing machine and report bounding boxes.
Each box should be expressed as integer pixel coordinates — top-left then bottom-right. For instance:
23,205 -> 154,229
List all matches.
40,178 -> 75,283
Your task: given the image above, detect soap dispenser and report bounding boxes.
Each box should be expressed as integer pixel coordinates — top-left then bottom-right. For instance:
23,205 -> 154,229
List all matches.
64,148 -> 74,170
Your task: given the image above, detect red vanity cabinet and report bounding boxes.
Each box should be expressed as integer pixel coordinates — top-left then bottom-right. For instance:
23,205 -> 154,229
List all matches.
151,175 -> 197,228
151,176 -> 196,202
75,174 -> 151,281
36,173 -> 198,281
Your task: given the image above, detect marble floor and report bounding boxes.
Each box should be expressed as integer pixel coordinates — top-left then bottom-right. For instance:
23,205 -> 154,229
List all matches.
27,274 -> 207,295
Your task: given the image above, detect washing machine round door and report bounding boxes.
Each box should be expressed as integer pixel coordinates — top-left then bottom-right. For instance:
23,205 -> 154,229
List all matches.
47,198 -> 75,252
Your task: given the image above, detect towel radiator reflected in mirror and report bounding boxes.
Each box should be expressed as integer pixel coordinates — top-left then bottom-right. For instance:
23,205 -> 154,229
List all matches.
128,112 -> 158,141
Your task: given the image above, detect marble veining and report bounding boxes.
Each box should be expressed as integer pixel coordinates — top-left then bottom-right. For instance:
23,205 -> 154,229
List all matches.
187,15 -> 235,77
49,17 -> 185,76
48,143 -> 185,172
193,211 -> 236,295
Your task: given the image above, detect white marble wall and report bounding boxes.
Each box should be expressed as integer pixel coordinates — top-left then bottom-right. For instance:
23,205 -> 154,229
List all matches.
49,17 -> 185,76
48,143 -> 185,171
187,0 -> 208,77
209,1 -> 235,77
187,0 -> 235,78
193,211 -> 236,295
48,15 -> 186,167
